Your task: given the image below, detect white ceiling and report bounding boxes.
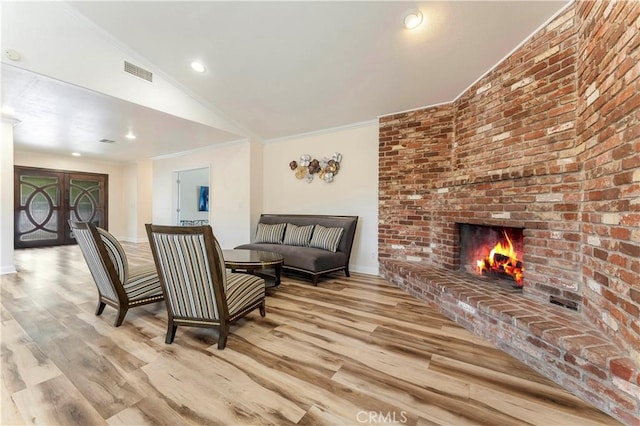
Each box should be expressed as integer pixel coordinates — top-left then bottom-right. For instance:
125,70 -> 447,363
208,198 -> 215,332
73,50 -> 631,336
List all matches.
2,64 -> 244,162
1,1 -> 569,163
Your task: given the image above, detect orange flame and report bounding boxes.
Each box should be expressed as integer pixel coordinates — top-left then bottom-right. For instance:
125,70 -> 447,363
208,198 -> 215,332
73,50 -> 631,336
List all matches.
476,231 -> 524,285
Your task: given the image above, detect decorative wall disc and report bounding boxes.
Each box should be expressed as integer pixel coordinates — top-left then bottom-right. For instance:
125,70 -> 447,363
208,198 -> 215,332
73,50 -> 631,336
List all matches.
289,152 -> 342,183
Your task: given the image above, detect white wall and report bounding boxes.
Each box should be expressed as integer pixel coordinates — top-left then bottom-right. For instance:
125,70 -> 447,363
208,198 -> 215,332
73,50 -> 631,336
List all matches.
136,160 -> 153,241
262,122 -> 379,275
248,139 -> 264,234
124,162 -> 138,240
152,141 -> 253,250
1,120 -> 17,274
13,150 -> 128,239
122,160 -> 153,242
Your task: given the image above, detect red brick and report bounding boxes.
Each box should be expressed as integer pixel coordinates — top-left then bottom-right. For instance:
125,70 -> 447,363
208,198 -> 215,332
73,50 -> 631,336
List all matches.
610,407 -> 640,426
583,344 -> 621,369
556,335 -> 609,356
610,357 -> 637,381
620,242 -> 640,257
564,353 -> 609,379
586,377 -> 638,411
554,357 -> 582,378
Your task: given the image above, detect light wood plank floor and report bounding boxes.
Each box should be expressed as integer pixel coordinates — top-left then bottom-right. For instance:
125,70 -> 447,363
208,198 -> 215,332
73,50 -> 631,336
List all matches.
1,243 -> 620,425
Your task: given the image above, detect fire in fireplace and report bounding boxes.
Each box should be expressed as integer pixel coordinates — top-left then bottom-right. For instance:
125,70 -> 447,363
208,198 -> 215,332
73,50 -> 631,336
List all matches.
459,224 -> 524,287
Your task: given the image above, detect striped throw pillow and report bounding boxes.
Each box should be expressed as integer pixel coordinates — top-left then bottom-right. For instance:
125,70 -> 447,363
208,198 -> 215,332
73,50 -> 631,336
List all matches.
309,225 -> 344,252
254,223 -> 286,244
283,224 -> 314,246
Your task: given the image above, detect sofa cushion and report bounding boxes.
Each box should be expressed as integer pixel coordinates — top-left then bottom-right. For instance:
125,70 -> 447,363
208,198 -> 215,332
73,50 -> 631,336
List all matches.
283,224 -> 314,246
235,243 -> 347,273
254,222 -> 286,244
309,225 -> 344,252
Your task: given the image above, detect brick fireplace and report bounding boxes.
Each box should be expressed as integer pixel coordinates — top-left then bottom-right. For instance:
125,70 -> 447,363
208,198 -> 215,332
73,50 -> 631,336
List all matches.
378,2 -> 639,424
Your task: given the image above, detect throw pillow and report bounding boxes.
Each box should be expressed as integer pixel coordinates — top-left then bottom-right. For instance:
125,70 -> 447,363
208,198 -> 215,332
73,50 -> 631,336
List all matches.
254,222 -> 286,244
283,224 -> 314,246
309,225 -> 344,252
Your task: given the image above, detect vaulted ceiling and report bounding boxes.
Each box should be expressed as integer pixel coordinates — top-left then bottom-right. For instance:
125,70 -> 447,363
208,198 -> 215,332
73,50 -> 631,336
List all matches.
1,1 -> 569,162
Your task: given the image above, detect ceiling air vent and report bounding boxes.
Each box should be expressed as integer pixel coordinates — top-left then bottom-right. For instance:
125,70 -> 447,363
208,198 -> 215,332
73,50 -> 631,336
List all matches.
124,61 -> 153,82
99,138 -> 116,144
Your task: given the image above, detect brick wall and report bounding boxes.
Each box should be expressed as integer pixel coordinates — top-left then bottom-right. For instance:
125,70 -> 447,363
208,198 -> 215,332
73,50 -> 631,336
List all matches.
380,4 -> 582,303
576,0 -> 640,377
379,2 -> 640,423
379,104 -> 455,267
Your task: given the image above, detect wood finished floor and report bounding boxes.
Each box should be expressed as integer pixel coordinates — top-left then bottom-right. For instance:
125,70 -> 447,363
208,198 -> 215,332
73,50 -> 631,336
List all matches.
1,243 -> 620,426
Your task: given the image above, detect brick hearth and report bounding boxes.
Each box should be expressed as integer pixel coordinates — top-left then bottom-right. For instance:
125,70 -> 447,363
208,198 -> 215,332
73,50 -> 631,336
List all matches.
378,2 -> 640,424
381,260 -> 638,424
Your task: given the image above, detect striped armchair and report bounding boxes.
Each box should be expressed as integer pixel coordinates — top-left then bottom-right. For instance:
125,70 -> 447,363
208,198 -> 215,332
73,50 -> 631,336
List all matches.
69,221 -> 164,327
145,224 -> 266,349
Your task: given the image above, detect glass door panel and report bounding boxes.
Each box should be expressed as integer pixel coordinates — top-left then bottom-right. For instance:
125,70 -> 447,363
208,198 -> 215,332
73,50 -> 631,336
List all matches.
15,171 -> 64,247
69,179 -> 100,220
67,173 -> 107,241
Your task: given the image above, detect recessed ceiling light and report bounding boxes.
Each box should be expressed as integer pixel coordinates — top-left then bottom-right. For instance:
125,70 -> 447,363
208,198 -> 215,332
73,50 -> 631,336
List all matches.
403,10 -> 423,30
125,131 -> 136,140
190,61 -> 206,73
72,152 -> 81,157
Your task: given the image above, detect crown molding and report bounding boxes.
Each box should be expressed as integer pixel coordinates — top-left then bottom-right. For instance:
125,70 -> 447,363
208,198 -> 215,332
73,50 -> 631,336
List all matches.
264,119 -> 378,144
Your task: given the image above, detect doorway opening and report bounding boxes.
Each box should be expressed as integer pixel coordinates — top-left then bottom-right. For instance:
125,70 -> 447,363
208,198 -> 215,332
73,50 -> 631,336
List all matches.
175,167 -> 210,226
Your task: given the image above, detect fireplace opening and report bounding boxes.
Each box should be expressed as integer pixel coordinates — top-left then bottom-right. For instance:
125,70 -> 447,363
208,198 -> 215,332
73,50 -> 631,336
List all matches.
459,224 -> 524,288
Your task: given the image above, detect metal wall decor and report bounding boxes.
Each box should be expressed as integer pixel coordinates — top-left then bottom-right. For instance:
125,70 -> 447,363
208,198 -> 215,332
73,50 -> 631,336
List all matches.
289,152 -> 342,183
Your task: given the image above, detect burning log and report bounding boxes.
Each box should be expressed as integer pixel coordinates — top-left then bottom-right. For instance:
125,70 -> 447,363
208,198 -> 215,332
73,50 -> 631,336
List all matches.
476,231 -> 524,286
493,253 -> 510,264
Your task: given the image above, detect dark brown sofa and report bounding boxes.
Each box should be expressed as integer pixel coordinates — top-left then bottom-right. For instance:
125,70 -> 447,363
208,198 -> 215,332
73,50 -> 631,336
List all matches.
235,214 -> 358,285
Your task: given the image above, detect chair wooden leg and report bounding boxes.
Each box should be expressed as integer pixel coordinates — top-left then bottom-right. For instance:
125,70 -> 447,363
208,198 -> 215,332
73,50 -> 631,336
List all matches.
344,267 -> 350,278
165,322 -> 178,344
217,324 -> 230,350
114,307 -> 128,327
259,300 -> 266,317
95,300 -> 106,316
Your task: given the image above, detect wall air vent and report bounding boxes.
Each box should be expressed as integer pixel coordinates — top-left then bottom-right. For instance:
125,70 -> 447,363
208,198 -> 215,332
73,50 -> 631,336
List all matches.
124,61 -> 153,82
99,138 -> 116,144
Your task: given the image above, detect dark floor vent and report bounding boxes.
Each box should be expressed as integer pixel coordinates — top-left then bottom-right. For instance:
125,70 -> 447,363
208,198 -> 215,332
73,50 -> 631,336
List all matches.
124,61 -> 153,82
549,295 -> 579,311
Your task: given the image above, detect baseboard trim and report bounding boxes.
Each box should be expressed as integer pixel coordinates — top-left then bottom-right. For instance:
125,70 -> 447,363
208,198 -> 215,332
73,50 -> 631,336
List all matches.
350,265 -> 379,276
118,237 -> 148,244
0,265 -> 17,275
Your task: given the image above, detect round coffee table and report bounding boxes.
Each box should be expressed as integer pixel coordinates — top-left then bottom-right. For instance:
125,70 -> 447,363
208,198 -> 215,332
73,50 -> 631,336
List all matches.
222,249 -> 284,287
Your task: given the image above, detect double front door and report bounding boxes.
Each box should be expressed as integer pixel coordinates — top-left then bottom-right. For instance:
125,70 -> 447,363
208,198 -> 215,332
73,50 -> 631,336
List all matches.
14,166 -> 108,248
